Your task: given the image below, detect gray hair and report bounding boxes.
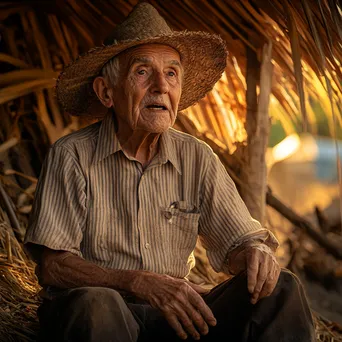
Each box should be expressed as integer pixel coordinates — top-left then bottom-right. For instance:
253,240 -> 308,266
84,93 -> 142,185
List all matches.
101,56 -> 121,88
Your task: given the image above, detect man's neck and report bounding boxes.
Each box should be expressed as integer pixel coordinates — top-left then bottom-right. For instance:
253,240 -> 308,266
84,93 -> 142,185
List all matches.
115,118 -> 161,168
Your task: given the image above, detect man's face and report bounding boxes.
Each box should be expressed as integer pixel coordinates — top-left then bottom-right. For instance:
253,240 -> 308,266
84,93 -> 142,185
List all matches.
112,44 -> 182,133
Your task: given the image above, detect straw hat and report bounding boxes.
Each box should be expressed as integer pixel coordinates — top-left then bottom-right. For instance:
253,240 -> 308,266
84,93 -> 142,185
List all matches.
56,2 -> 227,116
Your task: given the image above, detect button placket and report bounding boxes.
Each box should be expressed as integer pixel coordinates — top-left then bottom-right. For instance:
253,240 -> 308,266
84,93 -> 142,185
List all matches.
137,171 -> 152,268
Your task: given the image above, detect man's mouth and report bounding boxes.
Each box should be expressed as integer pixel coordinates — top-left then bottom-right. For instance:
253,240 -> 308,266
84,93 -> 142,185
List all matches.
146,104 -> 168,110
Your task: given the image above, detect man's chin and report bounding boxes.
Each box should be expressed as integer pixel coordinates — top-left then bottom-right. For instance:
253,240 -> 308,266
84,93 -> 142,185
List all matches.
143,125 -> 171,134
138,120 -> 174,134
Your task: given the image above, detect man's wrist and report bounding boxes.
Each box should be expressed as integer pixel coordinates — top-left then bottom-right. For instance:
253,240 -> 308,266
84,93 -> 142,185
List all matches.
109,269 -> 145,293
226,241 -> 277,275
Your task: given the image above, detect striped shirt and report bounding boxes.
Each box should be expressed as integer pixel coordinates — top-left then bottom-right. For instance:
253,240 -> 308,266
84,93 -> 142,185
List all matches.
25,112 -> 278,278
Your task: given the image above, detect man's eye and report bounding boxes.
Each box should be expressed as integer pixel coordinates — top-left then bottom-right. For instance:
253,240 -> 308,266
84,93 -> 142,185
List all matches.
137,70 -> 146,75
168,71 -> 176,77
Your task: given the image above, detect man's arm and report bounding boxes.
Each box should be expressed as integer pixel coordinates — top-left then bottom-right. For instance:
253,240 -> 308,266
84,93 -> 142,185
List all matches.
198,151 -> 281,304
40,247 -> 216,341
40,247 -> 140,290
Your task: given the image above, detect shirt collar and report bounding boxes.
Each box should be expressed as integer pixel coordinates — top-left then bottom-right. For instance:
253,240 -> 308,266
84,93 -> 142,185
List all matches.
93,112 -> 182,175
159,129 -> 182,175
92,111 -> 121,164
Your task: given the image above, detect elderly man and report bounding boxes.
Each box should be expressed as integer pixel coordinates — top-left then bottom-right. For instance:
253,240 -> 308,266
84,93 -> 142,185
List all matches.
25,3 -> 315,342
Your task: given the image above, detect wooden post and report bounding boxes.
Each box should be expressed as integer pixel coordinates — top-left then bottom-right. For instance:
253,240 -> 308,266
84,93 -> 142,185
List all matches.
240,42 -> 273,225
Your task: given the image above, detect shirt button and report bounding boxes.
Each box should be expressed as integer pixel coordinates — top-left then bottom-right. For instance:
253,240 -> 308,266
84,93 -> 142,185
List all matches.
164,211 -> 172,220
145,243 -> 150,249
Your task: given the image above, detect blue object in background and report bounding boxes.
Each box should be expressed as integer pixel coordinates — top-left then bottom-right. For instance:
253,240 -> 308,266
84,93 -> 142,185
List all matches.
314,137 -> 342,183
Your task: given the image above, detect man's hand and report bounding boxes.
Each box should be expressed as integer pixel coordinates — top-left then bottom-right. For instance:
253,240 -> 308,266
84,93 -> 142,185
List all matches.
246,246 -> 281,304
228,243 -> 280,304
131,272 -> 216,340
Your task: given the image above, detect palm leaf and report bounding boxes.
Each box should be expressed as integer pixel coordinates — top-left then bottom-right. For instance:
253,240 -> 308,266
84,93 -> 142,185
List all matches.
0,53 -> 30,68
0,70 -> 58,87
283,1 -> 307,131
0,79 -> 55,105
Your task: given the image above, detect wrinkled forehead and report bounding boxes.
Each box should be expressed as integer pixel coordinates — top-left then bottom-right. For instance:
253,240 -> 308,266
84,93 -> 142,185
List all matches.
118,43 -> 182,68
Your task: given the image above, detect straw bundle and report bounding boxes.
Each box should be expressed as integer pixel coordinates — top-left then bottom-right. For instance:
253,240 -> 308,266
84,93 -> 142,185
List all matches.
315,315 -> 342,342
0,208 -> 40,342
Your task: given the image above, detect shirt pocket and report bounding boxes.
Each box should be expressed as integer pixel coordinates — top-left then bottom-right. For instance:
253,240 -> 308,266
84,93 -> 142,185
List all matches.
164,208 -> 200,232
161,205 -> 200,259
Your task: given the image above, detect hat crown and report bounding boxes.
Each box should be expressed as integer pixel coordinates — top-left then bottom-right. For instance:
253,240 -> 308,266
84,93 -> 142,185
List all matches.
104,3 -> 172,45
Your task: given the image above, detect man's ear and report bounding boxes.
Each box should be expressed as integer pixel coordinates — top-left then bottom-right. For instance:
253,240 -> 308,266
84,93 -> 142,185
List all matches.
93,77 -> 114,108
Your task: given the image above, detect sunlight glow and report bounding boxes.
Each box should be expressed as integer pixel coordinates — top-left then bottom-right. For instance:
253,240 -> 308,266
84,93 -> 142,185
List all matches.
272,134 -> 300,163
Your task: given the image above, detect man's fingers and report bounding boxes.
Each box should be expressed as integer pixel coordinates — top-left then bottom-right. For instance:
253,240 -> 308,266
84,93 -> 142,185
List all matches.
183,302 -> 210,336
147,277 -> 216,339
258,264 -> 281,300
180,284 -> 215,337
187,282 -> 210,295
164,311 -> 188,340
247,249 -> 259,294
189,292 -> 217,327
175,305 -> 202,341
251,254 -> 270,304
171,300 -> 207,340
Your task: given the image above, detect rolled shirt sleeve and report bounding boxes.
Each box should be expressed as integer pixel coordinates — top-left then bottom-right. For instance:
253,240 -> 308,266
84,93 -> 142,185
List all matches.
198,152 -> 279,274
24,145 -> 87,259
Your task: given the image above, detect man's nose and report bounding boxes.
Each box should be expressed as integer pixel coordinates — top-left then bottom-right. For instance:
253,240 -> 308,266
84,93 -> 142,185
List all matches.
150,72 -> 169,94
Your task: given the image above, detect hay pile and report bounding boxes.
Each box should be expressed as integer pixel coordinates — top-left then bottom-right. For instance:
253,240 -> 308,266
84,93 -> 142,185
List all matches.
315,315 -> 342,342
0,208 -> 341,341
0,209 -> 40,342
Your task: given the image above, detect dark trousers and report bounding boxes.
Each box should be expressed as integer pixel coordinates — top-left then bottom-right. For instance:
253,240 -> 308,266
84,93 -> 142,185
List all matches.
38,269 -> 316,342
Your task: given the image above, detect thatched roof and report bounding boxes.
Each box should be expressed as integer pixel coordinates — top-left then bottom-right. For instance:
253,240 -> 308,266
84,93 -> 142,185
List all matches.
0,0 -> 341,154
0,2 -> 342,341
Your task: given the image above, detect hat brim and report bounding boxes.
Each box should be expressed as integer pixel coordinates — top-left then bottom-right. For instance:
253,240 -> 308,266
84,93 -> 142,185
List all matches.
56,31 -> 227,116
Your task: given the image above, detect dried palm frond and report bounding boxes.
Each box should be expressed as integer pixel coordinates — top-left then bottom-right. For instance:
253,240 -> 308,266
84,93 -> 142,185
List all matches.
0,79 -> 56,105
283,1 -> 307,130
0,0 -> 340,152
0,53 -> 30,68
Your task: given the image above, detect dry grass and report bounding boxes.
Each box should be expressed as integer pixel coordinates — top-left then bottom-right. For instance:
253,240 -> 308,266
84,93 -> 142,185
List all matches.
0,220 -> 40,342
315,315 -> 342,342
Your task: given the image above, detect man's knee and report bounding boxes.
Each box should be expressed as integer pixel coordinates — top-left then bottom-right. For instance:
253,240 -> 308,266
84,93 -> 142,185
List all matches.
263,268 -> 314,325
64,287 -> 140,341
273,269 -> 305,297
69,287 -> 125,313
215,268 -> 307,304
